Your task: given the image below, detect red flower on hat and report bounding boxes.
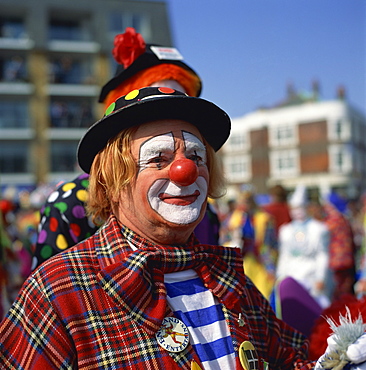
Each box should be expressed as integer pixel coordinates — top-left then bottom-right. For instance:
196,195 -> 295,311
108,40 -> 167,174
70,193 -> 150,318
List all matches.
112,27 -> 146,69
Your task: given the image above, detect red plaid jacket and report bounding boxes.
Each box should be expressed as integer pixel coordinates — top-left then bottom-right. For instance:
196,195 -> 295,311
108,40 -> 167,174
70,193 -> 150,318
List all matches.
0,215 -> 316,369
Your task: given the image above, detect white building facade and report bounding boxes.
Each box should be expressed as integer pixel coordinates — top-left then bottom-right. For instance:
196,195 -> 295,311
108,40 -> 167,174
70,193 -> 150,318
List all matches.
222,95 -> 366,199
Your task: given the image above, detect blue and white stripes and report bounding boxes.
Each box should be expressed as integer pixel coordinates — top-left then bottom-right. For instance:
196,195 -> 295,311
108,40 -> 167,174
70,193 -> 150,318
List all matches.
165,269 -> 235,370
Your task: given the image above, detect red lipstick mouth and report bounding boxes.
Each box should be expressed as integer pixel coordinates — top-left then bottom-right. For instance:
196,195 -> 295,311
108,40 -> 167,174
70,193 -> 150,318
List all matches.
159,190 -> 200,206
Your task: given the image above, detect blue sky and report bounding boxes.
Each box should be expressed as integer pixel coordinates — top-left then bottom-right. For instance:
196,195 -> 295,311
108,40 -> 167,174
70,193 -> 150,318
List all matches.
161,0 -> 365,118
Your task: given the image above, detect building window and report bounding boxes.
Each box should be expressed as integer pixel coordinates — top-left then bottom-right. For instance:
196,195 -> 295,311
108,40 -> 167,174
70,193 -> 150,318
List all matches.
335,119 -> 343,139
109,12 -> 146,35
270,124 -> 296,147
51,141 -> 79,172
48,56 -> 94,84
224,155 -> 250,182
226,132 -> 247,151
50,98 -> 95,128
0,142 -> 29,173
329,144 -> 351,173
0,17 -> 27,39
108,12 -> 151,41
0,99 -> 29,128
329,118 -> 350,141
48,19 -> 90,41
270,149 -> 299,177
0,54 -> 28,82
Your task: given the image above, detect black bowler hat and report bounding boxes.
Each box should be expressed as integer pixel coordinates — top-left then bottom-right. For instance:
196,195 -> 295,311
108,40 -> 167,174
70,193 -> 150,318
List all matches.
98,28 -> 202,102
78,87 -> 231,174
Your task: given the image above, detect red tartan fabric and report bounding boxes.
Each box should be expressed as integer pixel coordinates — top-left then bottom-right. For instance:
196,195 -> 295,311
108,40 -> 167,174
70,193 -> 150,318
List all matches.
0,215 -> 316,369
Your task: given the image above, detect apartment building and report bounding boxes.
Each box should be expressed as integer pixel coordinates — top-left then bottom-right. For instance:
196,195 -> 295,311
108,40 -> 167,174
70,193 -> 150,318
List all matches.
222,84 -> 366,200
0,0 -> 172,192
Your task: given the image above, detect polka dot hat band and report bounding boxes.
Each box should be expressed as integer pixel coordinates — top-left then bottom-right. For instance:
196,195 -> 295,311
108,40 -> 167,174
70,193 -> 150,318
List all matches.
77,87 -> 231,174
104,87 -> 185,115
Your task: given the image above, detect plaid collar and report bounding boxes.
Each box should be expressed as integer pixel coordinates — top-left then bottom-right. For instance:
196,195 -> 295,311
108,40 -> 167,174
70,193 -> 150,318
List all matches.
96,215 -> 246,337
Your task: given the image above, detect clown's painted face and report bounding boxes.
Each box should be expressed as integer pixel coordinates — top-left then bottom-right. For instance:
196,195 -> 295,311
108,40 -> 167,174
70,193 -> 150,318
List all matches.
114,119 -> 209,245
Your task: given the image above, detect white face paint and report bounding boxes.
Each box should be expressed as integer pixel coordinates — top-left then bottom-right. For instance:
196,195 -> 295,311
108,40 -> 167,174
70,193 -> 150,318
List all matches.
290,206 -> 308,221
148,177 -> 208,224
138,130 -> 208,225
138,132 -> 174,172
182,131 -> 207,166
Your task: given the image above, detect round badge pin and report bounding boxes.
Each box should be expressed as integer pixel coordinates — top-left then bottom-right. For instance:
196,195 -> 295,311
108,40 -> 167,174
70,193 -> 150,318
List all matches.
239,341 -> 259,370
155,317 -> 190,352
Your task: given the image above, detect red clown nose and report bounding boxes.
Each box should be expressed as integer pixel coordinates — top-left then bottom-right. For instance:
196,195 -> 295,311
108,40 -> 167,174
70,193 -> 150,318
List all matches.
169,158 -> 199,186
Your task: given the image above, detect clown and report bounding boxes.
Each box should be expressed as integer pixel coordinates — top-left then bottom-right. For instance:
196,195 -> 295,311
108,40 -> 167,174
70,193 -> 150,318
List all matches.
114,121 -> 209,242
2,87 -> 365,369
32,27 -> 220,271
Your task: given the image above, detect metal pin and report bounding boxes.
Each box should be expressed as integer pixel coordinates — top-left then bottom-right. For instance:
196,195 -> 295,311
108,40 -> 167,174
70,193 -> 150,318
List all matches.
238,313 -> 245,327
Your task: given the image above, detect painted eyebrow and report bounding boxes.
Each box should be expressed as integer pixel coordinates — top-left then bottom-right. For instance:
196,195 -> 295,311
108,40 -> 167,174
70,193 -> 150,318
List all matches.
139,131 -> 173,150
182,130 -> 205,151
138,131 -> 175,157
138,130 -> 204,160
137,132 -> 175,171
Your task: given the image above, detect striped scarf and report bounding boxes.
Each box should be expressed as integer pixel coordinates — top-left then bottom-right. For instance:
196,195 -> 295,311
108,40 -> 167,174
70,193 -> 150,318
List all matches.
165,269 -> 236,369
106,226 -> 245,352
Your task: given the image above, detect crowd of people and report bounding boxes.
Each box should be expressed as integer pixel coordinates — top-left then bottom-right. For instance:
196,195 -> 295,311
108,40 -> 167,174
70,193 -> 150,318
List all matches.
1,176 -> 366,368
2,181 -> 366,314
0,27 -> 365,369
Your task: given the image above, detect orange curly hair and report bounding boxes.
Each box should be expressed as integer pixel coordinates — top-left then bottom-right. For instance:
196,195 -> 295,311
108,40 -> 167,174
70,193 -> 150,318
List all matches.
103,63 -> 201,108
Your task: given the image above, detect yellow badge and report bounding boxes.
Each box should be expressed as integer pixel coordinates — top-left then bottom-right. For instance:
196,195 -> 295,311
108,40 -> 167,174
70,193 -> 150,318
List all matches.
239,341 -> 258,370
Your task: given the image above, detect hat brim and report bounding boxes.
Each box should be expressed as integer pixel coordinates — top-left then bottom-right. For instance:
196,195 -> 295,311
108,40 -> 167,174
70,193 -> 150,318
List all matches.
77,95 -> 230,173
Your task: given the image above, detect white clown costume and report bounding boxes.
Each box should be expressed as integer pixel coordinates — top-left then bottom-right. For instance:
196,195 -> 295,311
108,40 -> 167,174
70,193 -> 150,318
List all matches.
276,185 -> 332,308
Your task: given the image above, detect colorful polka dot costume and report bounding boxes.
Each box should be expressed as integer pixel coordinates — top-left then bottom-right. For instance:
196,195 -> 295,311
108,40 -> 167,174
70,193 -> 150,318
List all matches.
32,173 -> 98,270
